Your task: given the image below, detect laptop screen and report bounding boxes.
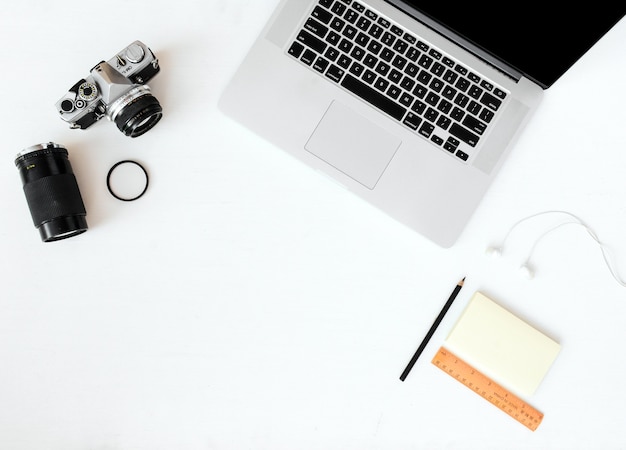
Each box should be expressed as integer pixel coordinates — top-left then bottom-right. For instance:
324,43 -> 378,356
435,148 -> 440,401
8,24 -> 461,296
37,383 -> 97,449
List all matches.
385,1 -> 625,88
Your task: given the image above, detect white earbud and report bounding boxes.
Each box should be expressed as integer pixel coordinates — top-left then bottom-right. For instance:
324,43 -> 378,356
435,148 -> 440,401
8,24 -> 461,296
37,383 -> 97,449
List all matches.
485,246 -> 502,258
486,210 -> 625,287
518,263 -> 535,280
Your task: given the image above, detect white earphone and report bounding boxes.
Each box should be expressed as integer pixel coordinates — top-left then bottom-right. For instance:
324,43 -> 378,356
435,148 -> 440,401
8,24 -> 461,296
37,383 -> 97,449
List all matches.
486,210 -> 625,287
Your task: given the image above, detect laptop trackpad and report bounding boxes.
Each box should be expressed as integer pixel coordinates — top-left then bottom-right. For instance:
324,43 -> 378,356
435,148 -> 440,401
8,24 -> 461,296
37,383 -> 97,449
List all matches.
305,101 -> 401,189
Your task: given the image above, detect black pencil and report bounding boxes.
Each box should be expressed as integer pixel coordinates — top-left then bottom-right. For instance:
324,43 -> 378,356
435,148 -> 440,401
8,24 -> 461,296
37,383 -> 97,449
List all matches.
399,277 -> 465,381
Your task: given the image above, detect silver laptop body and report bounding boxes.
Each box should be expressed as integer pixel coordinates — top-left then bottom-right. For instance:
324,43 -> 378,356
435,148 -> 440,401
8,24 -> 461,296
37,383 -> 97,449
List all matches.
219,0 -> 546,247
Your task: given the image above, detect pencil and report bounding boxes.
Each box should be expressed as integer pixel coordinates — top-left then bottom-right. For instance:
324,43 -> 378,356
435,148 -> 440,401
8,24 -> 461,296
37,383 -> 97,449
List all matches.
399,277 -> 465,381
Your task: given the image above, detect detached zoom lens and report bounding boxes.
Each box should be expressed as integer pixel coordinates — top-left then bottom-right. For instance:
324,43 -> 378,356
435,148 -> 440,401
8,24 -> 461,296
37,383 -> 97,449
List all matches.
15,143 -> 88,242
108,86 -> 163,138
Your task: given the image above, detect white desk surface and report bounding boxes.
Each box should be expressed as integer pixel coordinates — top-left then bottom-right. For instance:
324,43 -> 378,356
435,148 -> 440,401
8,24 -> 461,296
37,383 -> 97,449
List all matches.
2,2 -> 625,449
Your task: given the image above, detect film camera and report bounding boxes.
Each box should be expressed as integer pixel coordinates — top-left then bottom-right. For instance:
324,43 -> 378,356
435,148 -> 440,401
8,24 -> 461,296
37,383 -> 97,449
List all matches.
55,41 -> 162,137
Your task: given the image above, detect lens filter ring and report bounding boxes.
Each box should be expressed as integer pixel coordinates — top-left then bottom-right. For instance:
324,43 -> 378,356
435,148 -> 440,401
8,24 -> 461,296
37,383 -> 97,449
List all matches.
106,160 -> 149,202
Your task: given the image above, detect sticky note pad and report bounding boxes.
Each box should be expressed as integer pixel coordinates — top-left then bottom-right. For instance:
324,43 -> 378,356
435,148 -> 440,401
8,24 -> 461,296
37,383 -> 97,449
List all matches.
444,292 -> 560,397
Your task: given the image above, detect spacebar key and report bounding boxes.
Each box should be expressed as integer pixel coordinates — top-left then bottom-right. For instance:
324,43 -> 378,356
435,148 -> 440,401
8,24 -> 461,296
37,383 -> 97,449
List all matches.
341,75 -> 406,121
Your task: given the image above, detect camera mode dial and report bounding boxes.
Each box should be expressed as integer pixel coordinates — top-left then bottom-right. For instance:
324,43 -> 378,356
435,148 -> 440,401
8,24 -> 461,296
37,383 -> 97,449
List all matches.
78,82 -> 98,101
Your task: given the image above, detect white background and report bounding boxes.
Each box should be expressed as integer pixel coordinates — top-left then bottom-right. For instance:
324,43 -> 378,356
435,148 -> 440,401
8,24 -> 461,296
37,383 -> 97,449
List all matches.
1,1 -> 625,449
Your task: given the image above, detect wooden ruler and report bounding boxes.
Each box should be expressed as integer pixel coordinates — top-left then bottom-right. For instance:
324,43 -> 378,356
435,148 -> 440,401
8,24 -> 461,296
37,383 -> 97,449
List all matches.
431,347 -> 544,431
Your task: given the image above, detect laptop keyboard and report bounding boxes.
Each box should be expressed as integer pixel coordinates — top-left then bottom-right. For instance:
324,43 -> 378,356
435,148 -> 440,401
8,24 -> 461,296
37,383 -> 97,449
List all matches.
287,0 -> 508,163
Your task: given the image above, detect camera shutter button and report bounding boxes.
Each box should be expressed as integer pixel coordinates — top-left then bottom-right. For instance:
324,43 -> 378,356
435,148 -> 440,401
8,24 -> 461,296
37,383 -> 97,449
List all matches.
125,44 -> 145,63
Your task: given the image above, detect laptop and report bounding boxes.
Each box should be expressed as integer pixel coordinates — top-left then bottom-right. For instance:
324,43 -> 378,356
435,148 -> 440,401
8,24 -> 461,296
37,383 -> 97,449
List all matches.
219,0 -> 624,247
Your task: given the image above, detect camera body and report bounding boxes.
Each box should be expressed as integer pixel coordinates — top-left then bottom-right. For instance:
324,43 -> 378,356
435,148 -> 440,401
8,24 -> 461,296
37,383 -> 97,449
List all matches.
55,41 -> 162,137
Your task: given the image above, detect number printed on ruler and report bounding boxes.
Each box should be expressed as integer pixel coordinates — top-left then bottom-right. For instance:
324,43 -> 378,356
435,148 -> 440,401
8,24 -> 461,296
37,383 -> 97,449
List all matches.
431,347 -> 544,431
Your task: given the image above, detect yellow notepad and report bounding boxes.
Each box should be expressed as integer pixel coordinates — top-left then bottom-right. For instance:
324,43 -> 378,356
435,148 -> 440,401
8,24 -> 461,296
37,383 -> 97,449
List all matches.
444,292 -> 561,397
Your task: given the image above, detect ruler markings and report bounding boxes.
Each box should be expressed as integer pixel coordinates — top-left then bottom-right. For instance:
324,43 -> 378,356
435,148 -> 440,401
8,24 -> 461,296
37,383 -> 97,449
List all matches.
431,346 -> 544,431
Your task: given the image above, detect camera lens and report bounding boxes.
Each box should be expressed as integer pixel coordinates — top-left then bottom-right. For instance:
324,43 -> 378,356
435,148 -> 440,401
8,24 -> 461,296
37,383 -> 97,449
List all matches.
108,86 -> 162,138
15,143 -> 88,242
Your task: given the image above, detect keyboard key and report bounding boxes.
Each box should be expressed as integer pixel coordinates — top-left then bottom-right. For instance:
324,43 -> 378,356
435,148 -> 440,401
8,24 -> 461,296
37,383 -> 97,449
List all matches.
369,24 -> 384,39
375,61 -> 391,76
355,31 -> 370,46
349,62 -> 365,76
350,46 -> 366,61
480,92 -> 503,111
392,55 -> 408,70
382,32 -> 396,46
468,85 -> 483,99
338,38 -> 353,53
325,47 -> 340,61
326,31 -> 341,46
400,76 -> 415,91
297,30 -> 327,53
312,6 -> 333,24
404,62 -> 419,78
356,16 -> 371,30
367,40 -> 383,55
387,84 -> 401,99
493,88 -> 507,99
406,47 -> 420,62
305,18 -> 329,38
377,17 -> 390,28
366,10 -> 378,21
362,69 -> 376,83
343,25 -> 358,39
428,49 -> 442,60
331,2 -> 347,15
418,54 -> 433,69
424,107 -> 438,122
330,17 -> 346,32
411,99 -> 427,114
443,69 -> 458,84
374,77 -> 390,92
313,57 -> 330,73
363,54 -> 378,68
399,92 -> 414,107
301,49 -> 317,66
403,112 -> 422,130
444,136 -> 460,152
388,69 -> 403,84
393,40 -> 409,54
431,135 -> 444,146
344,9 -> 359,24
450,123 -> 479,147
425,91 -> 440,106
436,115 -> 451,130
391,25 -> 404,36
341,74 -> 407,120
419,122 -> 435,138
288,42 -> 305,58
462,115 -> 487,135
326,64 -> 345,82
380,48 -> 395,62
479,108 -> 494,123
442,56 -> 455,67
337,54 -> 352,69
352,2 -> 365,12
430,62 -> 446,77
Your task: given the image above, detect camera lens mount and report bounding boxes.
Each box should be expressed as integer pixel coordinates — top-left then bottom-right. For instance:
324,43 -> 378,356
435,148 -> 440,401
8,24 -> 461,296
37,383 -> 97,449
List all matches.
15,143 -> 88,242
107,85 -> 162,138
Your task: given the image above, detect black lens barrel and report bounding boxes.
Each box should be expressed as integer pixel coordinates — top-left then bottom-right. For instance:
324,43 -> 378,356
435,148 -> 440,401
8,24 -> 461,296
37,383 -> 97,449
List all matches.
114,93 -> 162,138
15,143 -> 88,242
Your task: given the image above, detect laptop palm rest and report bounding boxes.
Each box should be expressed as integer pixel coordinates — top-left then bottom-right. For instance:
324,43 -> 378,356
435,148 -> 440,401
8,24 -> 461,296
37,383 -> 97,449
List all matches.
305,101 -> 401,189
